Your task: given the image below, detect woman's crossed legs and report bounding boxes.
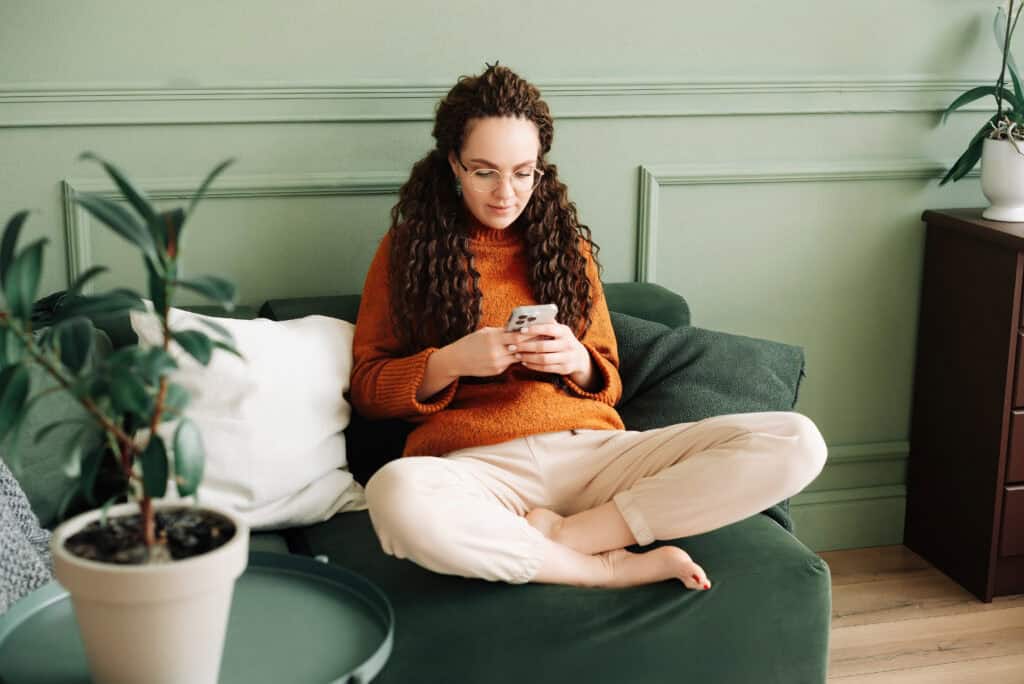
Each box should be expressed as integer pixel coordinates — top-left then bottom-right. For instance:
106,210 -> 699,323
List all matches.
363,411 -> 826,589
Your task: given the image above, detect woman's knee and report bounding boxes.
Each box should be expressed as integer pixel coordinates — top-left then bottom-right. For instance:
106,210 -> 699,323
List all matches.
364,458 -> 453,558
779,412 -> 828,492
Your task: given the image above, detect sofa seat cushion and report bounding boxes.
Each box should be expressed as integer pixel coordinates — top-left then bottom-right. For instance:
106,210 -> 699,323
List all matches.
290,510 -> 831,684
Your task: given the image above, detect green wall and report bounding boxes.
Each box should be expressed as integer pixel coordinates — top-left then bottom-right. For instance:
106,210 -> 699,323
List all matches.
0,0 -> 1004,550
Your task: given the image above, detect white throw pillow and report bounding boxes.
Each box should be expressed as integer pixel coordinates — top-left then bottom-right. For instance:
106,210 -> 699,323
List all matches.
129,304 -> 367,529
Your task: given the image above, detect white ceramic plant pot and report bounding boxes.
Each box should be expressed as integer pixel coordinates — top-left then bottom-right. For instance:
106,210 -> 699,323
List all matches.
51,502 -> 249,684
981,137 -> 1024,221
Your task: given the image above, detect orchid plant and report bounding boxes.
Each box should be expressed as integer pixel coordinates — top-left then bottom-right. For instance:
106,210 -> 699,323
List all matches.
941,0 -> 1024,184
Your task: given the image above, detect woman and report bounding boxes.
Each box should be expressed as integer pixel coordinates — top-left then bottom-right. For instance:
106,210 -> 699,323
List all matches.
350,63 -> 827,590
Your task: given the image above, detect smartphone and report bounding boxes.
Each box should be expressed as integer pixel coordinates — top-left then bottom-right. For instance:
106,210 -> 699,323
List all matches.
505,303 -> 558,332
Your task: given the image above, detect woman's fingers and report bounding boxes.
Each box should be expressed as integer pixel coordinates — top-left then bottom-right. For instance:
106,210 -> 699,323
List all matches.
514,338 -> 564,354
518,350 -> 573,373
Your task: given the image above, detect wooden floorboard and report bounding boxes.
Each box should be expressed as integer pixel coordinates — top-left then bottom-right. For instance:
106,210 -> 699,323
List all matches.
819,545 -> 1024,682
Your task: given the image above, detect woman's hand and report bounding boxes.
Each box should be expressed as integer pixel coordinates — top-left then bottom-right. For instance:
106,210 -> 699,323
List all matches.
444,327 -> 533,378
511,323 -> 594,386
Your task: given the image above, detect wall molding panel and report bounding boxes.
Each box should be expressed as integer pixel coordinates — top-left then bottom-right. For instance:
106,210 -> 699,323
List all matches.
635,161 -> 981,282
61,172 -> 404,291
0,77 -> 999,127
790,441 -> 909,551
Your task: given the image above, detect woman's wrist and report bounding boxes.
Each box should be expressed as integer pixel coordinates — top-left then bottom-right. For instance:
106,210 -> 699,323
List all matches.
416,345 -> 460,402
568,345 -> 597,390
432,344 -> 460,380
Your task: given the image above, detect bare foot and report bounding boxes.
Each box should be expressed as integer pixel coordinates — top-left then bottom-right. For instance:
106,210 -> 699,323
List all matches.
599,546 -> 712,590
527,508 -> 712,590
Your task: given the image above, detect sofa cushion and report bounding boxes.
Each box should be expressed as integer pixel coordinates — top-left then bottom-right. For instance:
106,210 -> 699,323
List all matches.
291,509 -> 831,684
129,305 -> 366,529
615,311 -> 805,428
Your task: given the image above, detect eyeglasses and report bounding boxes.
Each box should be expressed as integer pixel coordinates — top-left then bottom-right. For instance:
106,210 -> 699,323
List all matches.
457,158 -> 544,194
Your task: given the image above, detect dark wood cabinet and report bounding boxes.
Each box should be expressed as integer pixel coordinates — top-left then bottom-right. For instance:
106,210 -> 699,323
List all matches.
906,208 -> 1024,602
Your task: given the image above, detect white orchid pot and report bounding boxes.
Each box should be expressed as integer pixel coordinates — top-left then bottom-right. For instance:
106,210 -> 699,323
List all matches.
981,137 -> 1024,221
51,501 -> 249,684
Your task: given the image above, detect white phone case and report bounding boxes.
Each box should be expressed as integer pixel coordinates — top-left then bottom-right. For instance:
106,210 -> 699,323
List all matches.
505,303 -> 558,332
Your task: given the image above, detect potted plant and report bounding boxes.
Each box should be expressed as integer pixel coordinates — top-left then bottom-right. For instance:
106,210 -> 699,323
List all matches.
941,0 -> 1024,221
0,153 -> 247,684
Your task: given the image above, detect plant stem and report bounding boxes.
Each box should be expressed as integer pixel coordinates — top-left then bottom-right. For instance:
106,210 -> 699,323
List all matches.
140,494 -> 155,548
999,0 -> 1016,122
132,280 -> 174,549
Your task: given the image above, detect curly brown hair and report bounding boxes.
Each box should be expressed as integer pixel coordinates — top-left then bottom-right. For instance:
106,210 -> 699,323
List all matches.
386,62 -> 601,352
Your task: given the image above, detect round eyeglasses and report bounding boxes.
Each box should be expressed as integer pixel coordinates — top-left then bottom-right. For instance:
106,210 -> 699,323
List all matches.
457,159 -> 544,194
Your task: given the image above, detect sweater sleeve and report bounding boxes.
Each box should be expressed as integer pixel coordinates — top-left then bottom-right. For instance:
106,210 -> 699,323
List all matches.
560,241 -> 623,407
348,231 -> 459,420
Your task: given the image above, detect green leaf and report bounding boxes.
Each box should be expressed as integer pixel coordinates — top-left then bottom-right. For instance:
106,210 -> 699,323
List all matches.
66,265 -> 109,298
172,330 -> 214,365
156,208 -> 185,257
106,346 -> 141,369
99,494 -> 120,525
75,193 -> 160,265
173,417 -> 205,497
188,158 -> 235,217
55,483 -> 80,522
0,327 -> 25,367
174,275 -> 237,310
55,288 -> 146,321
138,347 -> 178,380
55,316 -> 95,373
68,372 -> 107,400
34,417 -> 94,445
63,442 -> 84,478
109,370 -> 150,416
940,114 -> 998,185
79,152 -> 159,227
194,315 -> 235,344
37,326 -> 55,352
60,425 -> 97,477
144,257 -> 167,315
160,382 -> 190,422
941,136 -> 986,185
3,238 -> 47,322
79,445 -> 105,506
0,210 -> 30,284
141,435 -> 169,499
996,7 -> 1024,105
941,86 -> 1019,123
212,340 -> 243,360
0,364 -> 30,443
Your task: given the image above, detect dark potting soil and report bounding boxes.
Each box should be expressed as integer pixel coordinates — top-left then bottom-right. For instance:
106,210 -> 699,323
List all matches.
64,508 -> 236,565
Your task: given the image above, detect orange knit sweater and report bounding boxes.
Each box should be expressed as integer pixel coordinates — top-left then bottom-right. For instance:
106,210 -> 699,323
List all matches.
348,221 -> 625,457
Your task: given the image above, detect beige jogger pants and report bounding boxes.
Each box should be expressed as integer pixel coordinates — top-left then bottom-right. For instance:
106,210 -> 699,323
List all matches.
364,411 -> 827,584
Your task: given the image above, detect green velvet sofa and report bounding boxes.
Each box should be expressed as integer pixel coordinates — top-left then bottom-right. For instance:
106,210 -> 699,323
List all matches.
11,281 -> 832,683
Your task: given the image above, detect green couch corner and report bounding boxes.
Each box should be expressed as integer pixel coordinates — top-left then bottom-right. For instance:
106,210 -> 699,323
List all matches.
262,281 -> 831,684
10,280 -> 831,683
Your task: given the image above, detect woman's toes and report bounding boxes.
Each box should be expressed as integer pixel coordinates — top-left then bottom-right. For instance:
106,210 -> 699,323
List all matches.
666,548 -> 711,590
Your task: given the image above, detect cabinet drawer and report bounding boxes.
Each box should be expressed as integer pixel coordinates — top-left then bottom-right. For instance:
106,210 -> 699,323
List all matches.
1016,331 -> 1024,407
1002,486 -> 1024,557
1008,411 -> 1024,482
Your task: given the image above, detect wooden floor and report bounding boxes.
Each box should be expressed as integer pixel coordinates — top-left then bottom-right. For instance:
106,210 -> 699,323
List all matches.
819,545 -> 1024,682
